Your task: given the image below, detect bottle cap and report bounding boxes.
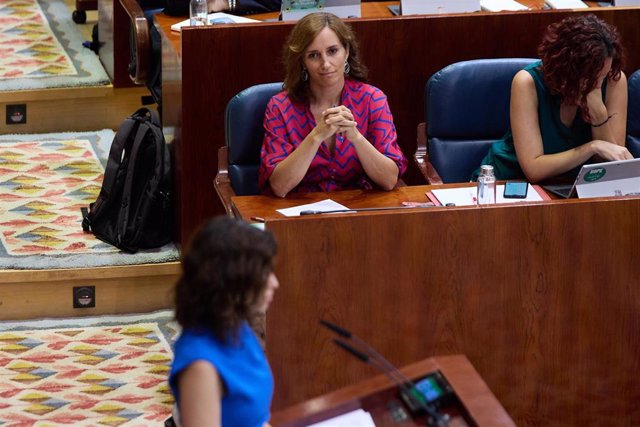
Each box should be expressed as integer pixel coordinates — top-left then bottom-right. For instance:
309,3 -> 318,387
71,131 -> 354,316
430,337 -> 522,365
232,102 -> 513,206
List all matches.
479,165 -> 495,177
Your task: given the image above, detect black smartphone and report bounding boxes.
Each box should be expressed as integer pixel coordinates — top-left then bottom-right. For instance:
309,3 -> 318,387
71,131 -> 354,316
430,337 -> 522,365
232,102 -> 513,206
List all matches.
504,181 -> 528,198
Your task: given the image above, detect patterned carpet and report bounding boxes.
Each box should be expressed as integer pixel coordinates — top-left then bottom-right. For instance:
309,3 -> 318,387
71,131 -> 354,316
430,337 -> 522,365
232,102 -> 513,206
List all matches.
0,134 -> 116,256
0,0 -> 109,90
0,130 -> 179,270
0,310 -> 177,427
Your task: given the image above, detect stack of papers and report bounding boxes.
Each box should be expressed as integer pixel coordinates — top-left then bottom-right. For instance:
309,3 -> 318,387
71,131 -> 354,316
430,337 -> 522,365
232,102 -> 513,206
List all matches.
429,184 -> 544,206
544,0 -> 588,9
306,409 -> 376,427
481,0 -> 529,10
170,12 -> 258,32
276,199 -> 350,217
400,0 -> 481,15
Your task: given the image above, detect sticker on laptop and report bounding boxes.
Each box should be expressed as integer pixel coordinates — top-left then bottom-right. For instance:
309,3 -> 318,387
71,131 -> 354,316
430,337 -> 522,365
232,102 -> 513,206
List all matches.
584,167 -> 606,182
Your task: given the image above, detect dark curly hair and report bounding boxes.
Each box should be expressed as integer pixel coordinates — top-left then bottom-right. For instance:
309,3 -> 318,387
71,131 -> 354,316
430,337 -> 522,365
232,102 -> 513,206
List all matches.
538,14 -> 625,120
283,12 -> 368,104
174,217 -> 277,342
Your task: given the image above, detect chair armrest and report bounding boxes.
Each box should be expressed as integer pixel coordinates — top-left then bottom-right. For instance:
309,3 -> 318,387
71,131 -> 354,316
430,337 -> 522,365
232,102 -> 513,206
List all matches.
414,122 -> 443,185
120,0 -> 150,85
214,146 -> 238,217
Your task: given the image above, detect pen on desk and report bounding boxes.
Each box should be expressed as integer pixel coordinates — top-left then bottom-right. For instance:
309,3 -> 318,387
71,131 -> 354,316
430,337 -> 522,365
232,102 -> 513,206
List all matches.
250,216 -> 265,223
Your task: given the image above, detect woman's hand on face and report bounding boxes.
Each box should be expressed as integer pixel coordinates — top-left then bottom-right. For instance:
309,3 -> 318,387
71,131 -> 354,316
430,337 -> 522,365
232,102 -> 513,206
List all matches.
584,87 -> 608,123
591,139 -> 634,161
322,105 -> 360,140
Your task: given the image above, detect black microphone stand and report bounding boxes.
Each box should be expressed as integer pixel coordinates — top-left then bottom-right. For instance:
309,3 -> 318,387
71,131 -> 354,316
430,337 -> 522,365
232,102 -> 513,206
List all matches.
320,320 -> 450,427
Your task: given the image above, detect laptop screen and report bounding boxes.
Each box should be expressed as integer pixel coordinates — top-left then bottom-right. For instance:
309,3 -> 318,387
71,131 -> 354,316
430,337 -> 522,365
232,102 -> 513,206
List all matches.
575,158 -> 640,198
541,158 -> 640,199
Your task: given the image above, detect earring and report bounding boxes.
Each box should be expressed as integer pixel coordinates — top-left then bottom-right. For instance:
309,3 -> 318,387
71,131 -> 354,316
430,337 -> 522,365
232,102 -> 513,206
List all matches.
344,60 -> 350,75
302,69 -> 308,82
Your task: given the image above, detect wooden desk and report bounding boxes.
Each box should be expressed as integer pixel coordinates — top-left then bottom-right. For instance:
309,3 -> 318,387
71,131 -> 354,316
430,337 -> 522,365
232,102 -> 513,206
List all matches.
232,188 -> 640,426
270,355 -> 515,427
99,0 -> 136,88
156,4 -> 640,243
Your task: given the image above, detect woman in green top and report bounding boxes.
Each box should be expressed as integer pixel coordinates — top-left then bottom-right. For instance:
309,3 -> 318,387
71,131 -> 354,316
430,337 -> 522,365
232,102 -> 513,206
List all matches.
475,14 -> 633,182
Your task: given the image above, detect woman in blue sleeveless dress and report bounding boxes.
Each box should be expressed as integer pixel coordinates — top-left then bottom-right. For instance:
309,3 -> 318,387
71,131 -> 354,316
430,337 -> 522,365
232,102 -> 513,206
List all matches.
169,217 -> 279,427
475,14 -> 633,182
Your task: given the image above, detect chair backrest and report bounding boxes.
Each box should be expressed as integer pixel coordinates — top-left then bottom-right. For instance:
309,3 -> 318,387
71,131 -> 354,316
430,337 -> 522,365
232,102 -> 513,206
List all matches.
121,0 -> 165,106
425,58 -> 537,182
627,69 -> 640,158
225,82 -> 283,196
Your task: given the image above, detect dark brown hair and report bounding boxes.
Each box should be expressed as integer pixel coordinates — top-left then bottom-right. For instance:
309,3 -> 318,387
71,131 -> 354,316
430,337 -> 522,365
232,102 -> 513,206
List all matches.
174,217 -> 277,342
538,14 -> 625,118
283,12 -> 368,104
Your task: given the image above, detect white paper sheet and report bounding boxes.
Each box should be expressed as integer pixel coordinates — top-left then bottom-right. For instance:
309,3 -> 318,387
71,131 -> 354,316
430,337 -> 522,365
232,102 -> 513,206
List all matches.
276,199 -> 351,217
431,184 -> 543,206
481,0 -> 529,10
306,409 -> 376,427
544,0 -> 588,9
171,13 -> 258,32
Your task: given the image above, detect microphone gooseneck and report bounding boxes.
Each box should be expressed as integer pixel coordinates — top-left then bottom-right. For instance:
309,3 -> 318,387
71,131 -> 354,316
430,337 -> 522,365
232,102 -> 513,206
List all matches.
320,319 -> 352,338
319,320 -> 450,427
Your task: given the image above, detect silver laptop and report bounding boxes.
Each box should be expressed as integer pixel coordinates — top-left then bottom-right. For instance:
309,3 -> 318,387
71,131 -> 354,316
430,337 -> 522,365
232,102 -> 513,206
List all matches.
543,158 -> 640,199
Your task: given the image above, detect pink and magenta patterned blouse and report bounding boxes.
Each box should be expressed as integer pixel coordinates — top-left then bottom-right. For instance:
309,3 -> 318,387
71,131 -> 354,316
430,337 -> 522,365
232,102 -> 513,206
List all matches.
259,79 -> 407,194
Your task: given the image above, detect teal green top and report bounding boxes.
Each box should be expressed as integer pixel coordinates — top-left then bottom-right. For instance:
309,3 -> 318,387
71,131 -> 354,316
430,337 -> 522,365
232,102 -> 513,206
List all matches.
472,61 -> 605,180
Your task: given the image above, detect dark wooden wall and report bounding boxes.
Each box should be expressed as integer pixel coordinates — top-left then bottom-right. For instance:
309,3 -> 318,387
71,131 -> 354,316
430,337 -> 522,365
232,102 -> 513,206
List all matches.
264,195 -> 640,426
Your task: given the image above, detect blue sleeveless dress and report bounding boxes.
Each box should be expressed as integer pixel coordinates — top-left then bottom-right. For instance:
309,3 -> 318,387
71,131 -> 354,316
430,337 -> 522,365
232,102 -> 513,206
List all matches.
169,322 -> 273,427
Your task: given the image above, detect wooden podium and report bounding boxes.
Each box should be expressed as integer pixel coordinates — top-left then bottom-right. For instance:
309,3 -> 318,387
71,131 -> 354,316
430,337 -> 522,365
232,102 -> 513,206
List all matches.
270,355 -> 515,427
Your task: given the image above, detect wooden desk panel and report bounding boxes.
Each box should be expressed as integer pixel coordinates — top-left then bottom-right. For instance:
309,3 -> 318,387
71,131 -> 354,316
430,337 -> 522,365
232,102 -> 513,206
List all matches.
234,191 -> 640,426
157,6 -> 640,244
99,0 -> 136,87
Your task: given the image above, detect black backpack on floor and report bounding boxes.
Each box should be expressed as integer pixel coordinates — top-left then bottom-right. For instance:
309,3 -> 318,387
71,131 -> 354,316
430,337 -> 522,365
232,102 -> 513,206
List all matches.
82,108 -> 173,253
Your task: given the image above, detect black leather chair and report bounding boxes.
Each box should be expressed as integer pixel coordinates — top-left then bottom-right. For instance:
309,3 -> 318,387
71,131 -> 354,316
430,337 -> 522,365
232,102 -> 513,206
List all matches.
627,69 -> 640,158
415,58 -> 537,184
214,82 -> 283,216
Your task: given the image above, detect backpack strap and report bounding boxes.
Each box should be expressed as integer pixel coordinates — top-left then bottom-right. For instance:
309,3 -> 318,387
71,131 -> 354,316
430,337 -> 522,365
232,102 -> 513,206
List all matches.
81,117 -> 137,231
80,207 -> 90,231
132,107 -> 161,129
128,108 -> 165,192
117,115 -> 163,242
103,116 -> 137,198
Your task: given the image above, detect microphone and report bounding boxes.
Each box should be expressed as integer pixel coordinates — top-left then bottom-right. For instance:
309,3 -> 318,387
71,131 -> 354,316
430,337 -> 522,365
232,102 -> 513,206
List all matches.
300,205 -> 434,215
320,320 -> 420,391
320,319 -> 450,426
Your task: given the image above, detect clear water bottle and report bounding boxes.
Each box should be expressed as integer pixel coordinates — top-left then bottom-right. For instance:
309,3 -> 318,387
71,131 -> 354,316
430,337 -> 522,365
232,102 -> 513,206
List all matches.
190,0 -> 208,26
477,165 -> 496,205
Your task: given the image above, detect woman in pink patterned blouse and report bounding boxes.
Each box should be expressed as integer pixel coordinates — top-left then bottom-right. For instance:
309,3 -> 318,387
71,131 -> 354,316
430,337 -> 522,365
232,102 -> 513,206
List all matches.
259,12 -> 408,197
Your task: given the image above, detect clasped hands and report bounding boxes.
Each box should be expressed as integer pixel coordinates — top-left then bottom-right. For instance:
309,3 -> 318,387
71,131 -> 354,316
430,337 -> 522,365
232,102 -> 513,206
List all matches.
315,105 -> 360,141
